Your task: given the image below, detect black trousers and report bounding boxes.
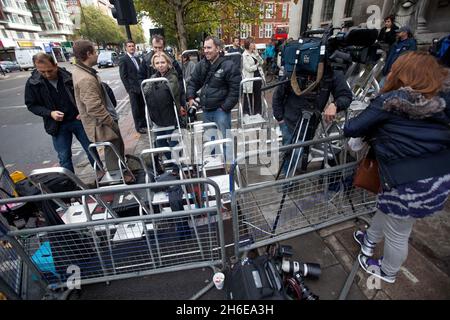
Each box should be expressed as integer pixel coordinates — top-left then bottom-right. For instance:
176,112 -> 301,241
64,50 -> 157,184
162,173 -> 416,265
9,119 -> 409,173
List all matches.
243,80 -> 262,115
129,91 -> 146,131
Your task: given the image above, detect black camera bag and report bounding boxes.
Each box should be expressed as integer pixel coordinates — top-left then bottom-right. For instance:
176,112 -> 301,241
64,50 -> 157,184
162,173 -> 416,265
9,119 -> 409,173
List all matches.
226,254 -> 286,300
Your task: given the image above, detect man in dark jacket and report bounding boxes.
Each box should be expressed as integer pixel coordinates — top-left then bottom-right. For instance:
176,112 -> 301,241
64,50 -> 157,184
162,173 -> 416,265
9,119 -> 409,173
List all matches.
25,53 -> 96,173
272,68 -> 353,175
382,26 -> 417,76
186,36 -> 241,144
119,39 -> 146,134
139,34 -> 185,105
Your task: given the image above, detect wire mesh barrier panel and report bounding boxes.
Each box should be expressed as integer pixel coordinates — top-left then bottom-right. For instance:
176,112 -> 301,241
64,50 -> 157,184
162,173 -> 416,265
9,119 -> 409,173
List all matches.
0,238 -> 22,299
231,136 -> 377,255
1,179 -> 226,290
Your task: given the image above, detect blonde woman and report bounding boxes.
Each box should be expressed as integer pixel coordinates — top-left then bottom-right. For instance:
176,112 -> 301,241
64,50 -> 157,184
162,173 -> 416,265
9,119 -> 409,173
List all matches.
143,51 -> 182,159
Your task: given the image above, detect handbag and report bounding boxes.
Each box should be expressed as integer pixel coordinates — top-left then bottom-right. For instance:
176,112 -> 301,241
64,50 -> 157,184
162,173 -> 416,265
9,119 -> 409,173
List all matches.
353,150 -> 382,194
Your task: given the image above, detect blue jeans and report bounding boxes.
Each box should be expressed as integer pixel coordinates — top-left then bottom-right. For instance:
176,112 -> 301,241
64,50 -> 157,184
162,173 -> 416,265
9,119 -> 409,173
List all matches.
155,129 -> 178,161
52,120 -> 96,173
279,121 -> 307,177
203,108 -> 232,163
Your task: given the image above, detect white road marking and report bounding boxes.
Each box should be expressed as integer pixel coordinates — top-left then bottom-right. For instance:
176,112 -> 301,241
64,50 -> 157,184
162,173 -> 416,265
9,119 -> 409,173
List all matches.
0,86 -> 23,94
400,267 -> 419,283
5,163 -> 14,168
73,151 -> 81,156
1,105 -> 27,110
25,123 -> 32,126
42,160 -> 51,164
1,125 -> 7,128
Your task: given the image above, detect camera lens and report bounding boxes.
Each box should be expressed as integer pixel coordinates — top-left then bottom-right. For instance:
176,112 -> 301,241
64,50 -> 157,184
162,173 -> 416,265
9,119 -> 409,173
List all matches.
281,260 -> 321,279
302,263 -> 321,279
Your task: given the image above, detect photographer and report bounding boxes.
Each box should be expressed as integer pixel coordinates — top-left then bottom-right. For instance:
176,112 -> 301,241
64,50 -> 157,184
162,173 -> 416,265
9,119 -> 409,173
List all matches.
272,66 -> 352,174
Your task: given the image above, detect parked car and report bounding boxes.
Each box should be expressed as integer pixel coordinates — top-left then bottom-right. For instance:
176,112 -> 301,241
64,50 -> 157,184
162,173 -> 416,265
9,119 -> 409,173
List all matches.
0,60 -> 22,73
97,51 -> 119,68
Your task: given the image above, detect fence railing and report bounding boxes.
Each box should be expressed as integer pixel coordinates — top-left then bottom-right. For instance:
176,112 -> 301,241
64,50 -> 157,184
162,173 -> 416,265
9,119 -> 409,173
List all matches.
0,179 -> 226,293
230,135 -> 377,257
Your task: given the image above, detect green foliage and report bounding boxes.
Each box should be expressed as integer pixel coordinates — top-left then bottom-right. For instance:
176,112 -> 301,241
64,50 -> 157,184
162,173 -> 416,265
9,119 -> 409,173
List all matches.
135,0 -> 261,51
77,5 -> 123,45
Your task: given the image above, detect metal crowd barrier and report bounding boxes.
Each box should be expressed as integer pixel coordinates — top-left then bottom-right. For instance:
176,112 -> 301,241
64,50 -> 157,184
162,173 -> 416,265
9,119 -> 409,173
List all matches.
0,178 -> 226,297
230,135 -> 377,257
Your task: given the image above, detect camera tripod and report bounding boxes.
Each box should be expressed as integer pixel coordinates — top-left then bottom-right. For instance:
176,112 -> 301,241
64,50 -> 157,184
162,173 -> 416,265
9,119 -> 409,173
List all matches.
272,108 -> 342,234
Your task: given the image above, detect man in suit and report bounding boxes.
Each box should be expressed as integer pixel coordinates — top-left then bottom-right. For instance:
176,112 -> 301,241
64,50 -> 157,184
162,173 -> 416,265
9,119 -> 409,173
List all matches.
119,39 -> 147,134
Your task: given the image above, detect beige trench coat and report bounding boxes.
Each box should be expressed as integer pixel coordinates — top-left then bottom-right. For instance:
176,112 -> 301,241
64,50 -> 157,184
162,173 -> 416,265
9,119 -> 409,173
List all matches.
242,50 -> 265,94
72,63 -> 121,143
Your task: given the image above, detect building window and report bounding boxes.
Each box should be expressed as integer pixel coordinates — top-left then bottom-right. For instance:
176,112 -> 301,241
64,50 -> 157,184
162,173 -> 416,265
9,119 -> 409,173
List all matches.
241,24 -> 251,39
259,25 -> 264,39
282,3 -> 288,19
344,0 -> 354,18
259,3 -> 264,19
2,0 -> 13,7
29,32 -> 35,39
265,3 -> 274,19
321,0 -> 335,21
264,24 -> 272,38
1,29 -> 8,38
259,4 -> 264,19
16,31 -> 24,39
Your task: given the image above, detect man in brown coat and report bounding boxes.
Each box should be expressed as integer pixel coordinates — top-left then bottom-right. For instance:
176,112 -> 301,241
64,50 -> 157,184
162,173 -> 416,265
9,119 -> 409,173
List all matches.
71,40 -> 127,175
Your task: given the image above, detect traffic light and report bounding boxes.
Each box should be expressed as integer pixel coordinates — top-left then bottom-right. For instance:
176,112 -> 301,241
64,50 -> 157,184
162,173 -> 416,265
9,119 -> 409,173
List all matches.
109,0 -> 137,25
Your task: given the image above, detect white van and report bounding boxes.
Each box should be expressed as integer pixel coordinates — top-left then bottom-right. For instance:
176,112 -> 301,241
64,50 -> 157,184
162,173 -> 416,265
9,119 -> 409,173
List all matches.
14,47 -> 43,70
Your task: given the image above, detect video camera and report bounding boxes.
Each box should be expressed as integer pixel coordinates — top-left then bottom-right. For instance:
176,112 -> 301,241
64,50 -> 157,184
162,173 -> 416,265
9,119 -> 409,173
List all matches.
326,28 -> 382,71
283,26 -> 381,77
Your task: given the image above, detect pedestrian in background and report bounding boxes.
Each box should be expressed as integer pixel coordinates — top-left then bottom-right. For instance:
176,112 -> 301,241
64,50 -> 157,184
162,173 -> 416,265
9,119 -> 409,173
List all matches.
227,37 -> 243,54
72,40 -> 133,182
119,39 -> 147,134
377,15 -> 399,49
382,25 -> 417,77
181,53 -> 196,85
344,52 -> 450,283
242,37 -> 265,116
25,53 -> 98,174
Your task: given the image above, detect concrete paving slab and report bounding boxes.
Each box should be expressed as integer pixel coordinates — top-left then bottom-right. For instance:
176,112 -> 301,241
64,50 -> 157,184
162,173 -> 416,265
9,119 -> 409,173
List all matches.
318,220 -> 357,238
378,244 -> 450,300
303,264 -> 367,300
73,267 -> 215,300
279,232 -> 340,269
410,210 -> 450,276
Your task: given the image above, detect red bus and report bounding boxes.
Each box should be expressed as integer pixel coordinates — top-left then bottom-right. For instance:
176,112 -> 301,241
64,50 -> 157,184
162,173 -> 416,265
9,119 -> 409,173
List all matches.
274,25 -> 289,40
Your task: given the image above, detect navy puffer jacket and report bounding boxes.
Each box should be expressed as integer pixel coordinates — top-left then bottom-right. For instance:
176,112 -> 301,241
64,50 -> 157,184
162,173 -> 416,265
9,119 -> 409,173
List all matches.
344,80 -> 450,189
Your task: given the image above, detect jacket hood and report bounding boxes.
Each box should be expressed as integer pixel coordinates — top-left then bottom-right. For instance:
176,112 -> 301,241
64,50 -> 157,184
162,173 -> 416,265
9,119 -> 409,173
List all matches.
382,77 -> 450,119
29,67 -> 72,85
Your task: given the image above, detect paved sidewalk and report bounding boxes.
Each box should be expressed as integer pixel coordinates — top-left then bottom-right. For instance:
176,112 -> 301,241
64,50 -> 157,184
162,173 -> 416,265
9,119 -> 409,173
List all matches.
73,102 -> 450,300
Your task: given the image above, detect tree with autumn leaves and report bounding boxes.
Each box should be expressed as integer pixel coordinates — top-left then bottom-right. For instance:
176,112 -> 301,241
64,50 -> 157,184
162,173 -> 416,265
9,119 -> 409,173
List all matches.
76,5 -> 145,48
135,0 -> 262,51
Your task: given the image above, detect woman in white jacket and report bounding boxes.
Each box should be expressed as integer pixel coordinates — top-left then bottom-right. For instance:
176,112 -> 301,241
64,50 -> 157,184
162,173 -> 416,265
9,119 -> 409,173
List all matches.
242,37 -> 265,115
